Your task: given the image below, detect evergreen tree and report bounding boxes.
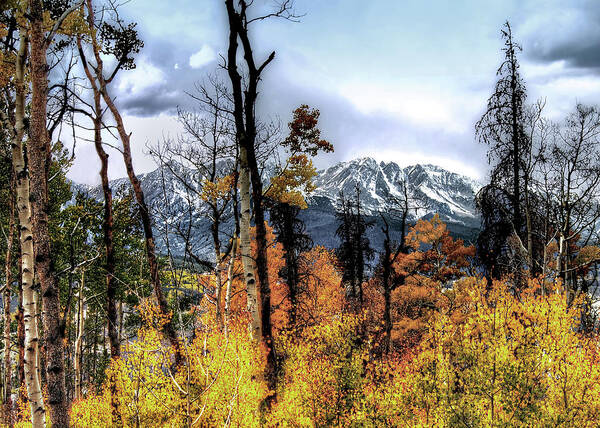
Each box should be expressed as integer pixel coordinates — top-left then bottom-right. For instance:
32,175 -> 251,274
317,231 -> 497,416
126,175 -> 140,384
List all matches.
269,202 -> 312,327
475,21 -> 535,284
335,186 -> 374,308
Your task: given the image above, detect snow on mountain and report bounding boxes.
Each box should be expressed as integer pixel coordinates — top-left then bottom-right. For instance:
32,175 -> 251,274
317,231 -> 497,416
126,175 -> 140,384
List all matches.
72,157 -> 482,260
298,157 -> 481,253
310,157 -> 481,225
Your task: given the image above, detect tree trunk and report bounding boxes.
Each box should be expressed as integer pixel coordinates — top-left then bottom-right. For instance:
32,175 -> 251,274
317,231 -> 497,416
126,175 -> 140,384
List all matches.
16,260 -> 24,405
28,2 -> 68,424
78,7 -> 120,360
238,148 -> 261,340
118,300 -> 123,345
78,0 -> 180,364
11,28 -> 46,428
212,207 -> 224,329
3,172 -> 15,426
74,270 -> 85,401
101,89 -> 181,363
245,136 -> 277,402
224,231 -> 238,336
96,104 -> 119,359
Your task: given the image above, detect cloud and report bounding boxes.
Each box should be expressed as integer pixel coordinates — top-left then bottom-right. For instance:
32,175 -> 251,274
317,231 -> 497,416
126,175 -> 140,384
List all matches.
189,45 -> 217,69
117,57 -> 166,94
118,85 -> 181,117
519,2 -> 600,70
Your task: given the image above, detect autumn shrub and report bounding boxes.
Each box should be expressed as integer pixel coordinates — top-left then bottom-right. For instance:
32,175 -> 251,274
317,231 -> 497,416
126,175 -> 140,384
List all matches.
71,300 -> 267,427
269,314 -> 369,426
402,277 -> 600,427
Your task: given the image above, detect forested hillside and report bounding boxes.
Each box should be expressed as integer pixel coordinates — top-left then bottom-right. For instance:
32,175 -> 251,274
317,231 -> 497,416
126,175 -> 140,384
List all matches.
1,1 -> 600,427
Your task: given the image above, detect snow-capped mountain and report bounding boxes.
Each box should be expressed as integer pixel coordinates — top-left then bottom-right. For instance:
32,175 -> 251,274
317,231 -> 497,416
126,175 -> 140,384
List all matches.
73,157 -> 482,260
310,157 -> 480,223
299,158 -> 481,251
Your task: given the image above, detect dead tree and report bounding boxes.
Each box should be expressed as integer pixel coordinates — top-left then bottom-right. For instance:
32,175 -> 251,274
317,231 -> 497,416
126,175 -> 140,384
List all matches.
77,0 -> 182,364
475,21 -> 529,286
223,0 -> 300,403
548,104 -> 600,306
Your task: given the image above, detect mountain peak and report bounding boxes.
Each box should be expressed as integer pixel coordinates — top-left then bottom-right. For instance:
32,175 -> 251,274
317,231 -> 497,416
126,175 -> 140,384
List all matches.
311,158 -> 479,223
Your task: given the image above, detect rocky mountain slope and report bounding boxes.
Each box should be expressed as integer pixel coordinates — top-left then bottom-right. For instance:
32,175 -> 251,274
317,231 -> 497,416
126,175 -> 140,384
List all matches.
73,157 -> 482,261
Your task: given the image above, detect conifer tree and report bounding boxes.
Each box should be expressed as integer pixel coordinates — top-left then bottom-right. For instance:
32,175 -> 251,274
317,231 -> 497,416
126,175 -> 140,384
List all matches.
335,186 -> 374,308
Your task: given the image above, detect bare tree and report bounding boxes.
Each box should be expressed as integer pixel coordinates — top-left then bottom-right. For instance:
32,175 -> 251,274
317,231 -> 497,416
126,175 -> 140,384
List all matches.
77,0 -> 182,365
150,77 -> 237,330
378,178 -> 426,353
475,21 -> 529,286
223,0 -> 300,403
547,104 -> 600,306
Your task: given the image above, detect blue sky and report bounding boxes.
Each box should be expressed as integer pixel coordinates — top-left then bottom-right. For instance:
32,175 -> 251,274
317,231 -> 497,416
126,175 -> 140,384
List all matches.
69,0 -> 600,184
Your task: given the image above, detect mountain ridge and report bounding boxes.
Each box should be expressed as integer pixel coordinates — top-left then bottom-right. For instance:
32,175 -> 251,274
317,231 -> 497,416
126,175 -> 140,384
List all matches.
72,157 -> 482,260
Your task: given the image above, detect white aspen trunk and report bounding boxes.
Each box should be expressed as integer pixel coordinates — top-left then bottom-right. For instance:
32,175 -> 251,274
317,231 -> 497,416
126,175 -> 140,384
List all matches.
117,300 -> 123,345
74,270 -> 85,401
10,31 -> 46,428
239,147 -> 261,340
215,256 -> 224,329
224,233 -> 238,337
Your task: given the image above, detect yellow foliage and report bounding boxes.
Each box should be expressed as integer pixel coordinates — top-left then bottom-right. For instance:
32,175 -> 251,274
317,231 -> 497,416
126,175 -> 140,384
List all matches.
265,155 -> 317,208
402,277 -> 600,426
71,302 -> 267,427
201,174 -> 234,203
270,314 -> 369,426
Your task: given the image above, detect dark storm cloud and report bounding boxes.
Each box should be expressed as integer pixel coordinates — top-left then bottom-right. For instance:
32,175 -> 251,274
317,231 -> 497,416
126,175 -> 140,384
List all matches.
522,2 -> 600,70
114,50 -> 219,116
528,39 -> 600,70
118,84 -> 182,117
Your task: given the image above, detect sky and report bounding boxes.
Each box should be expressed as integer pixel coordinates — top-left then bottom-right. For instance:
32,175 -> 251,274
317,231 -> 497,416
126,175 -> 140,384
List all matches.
68,0 -> 600,184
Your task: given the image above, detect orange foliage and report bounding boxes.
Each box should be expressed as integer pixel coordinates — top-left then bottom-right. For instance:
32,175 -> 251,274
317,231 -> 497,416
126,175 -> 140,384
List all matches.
221,223 -> 287,331
365,214 -> 475,351
294,246 -> 344,329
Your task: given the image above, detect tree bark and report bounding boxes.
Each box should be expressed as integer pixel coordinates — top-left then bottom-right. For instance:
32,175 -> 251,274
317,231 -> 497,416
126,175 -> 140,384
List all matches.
28,2 -> 69,424
238,148 -> 261,340
16,259 -> 24,405
10,28 -> 46,428
3,172 -> 15,426
211,205 -> 224,330
224,231 -> 238,337
74,270 -> 85,401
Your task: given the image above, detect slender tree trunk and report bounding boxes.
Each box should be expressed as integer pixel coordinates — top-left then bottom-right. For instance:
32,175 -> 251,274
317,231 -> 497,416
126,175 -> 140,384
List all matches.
11,29 -> 45,428
117,300 -> 123,345
285,248 -> 298,328
380,218 -> 400,355
77,15 -> 123,420
3,173 -> 15,426
224,0 -> 278,406
245,139 -> 277,401
224,172 -> 239,337
212,208 -> 224,329
525,206 -> 534,276
16,259 -> 24,405
78,20 -> 120,360
79,0 -> 181,364
74,270 -> 85,401
279,206 -> 298,327
238,148 -> 261,340
382,246 -> 392,354
224,231 -> 238,336
102,89 -> 181,363
97,109 -> 119,358
28,2 -> 68,424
